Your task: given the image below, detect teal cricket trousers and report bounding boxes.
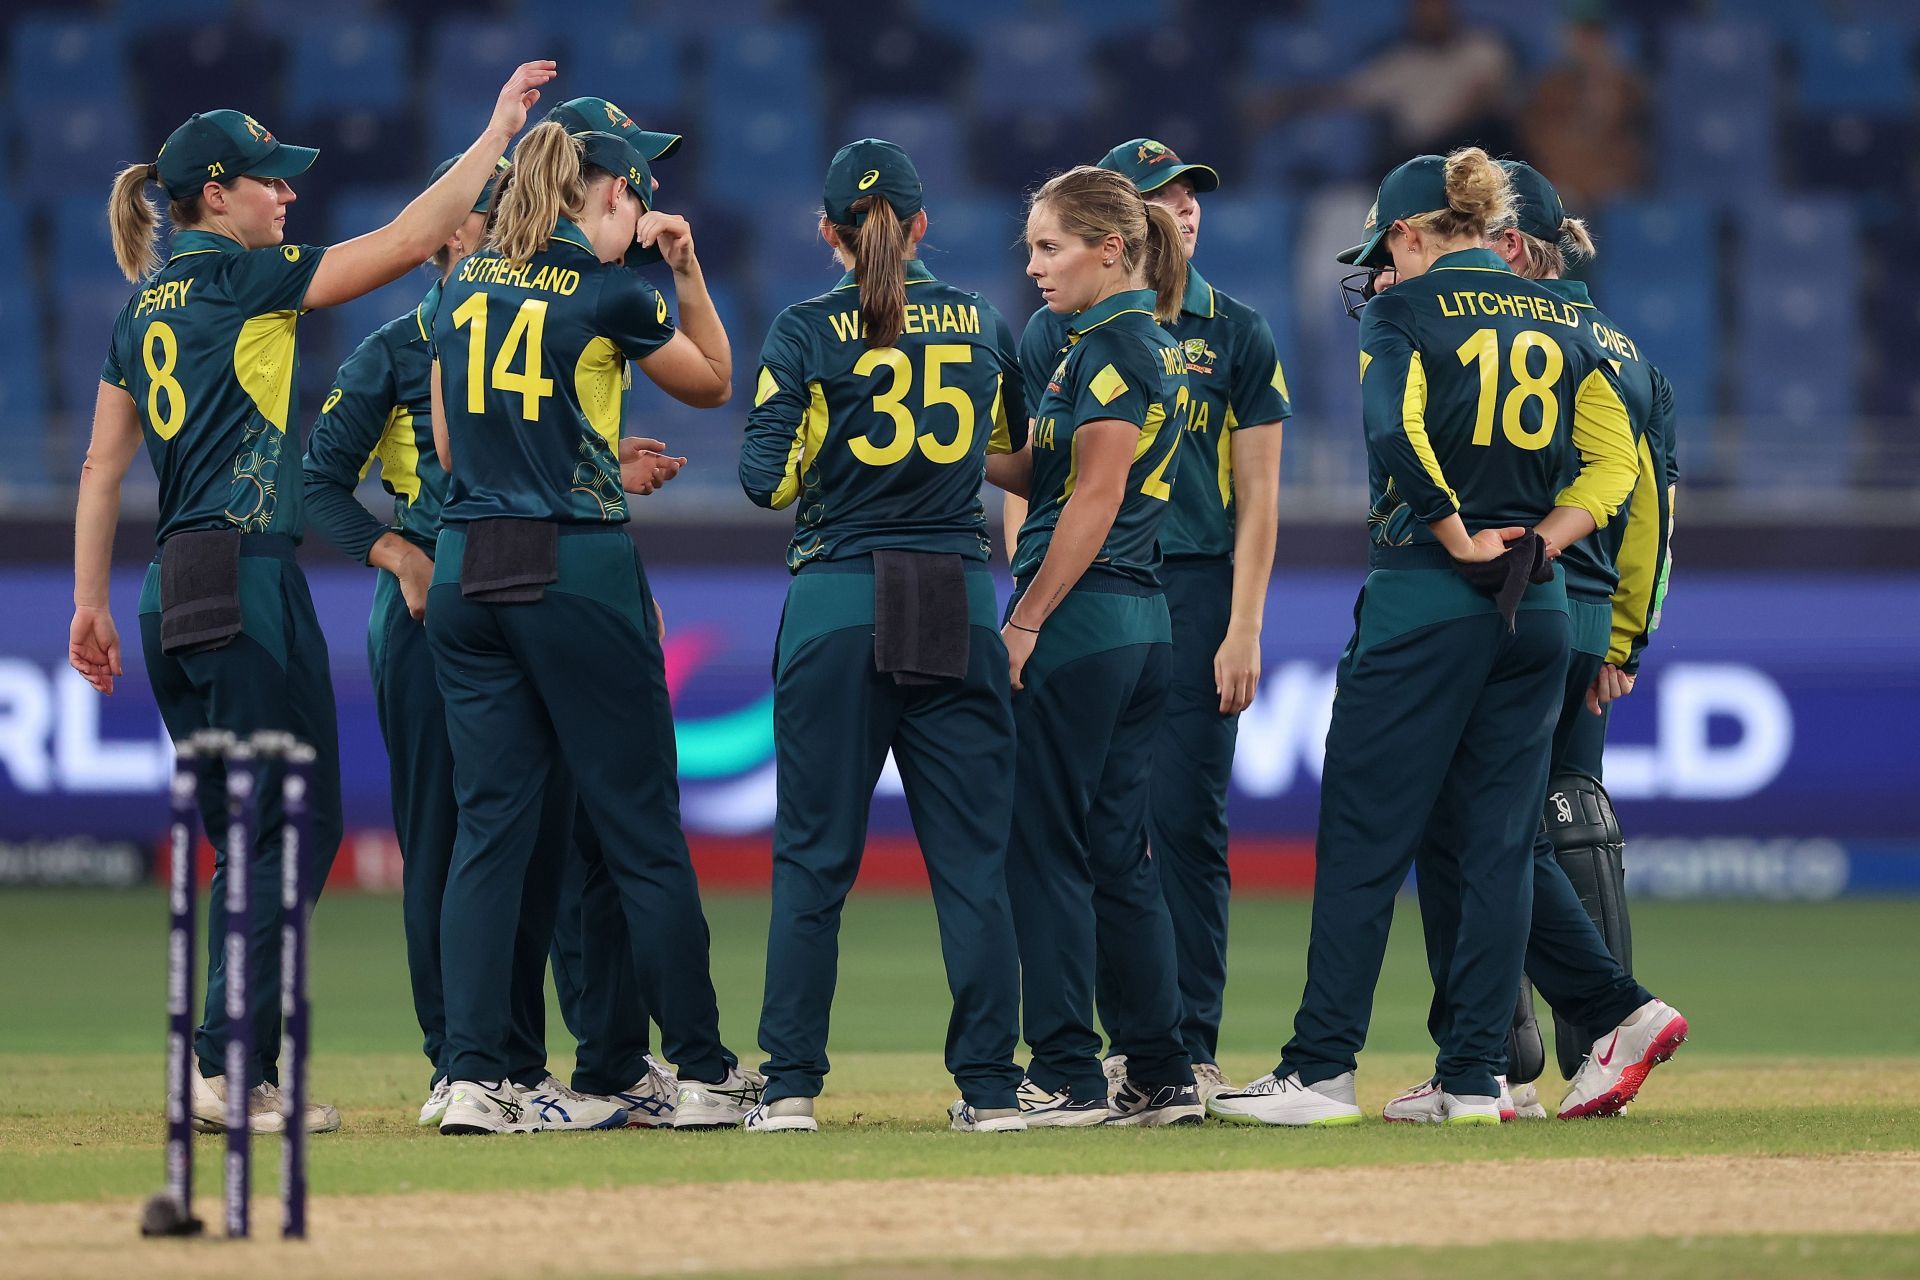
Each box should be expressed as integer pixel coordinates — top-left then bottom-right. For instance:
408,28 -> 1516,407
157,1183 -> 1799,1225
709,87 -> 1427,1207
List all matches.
1418,593 -> 1652,1059
1007,577 -> 1193,1100
1097,555 -> 1238,1067
1281,555 -> 1567,1099
551,813 -> 657,1096
369,568 -> 572,1088
139,536 -> 342,1087
427,525 -> 733,1087
758,560 -> 1022,1109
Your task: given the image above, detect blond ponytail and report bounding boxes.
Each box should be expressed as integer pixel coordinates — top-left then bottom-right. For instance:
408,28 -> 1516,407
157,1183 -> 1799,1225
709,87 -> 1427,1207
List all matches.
835,196 -> 909,349
490,123 -> 584,262
1559,215 -> 1596,265
109,163 -> 161,283
1406,145 -> 1516,247
1141,201 -> 1187,323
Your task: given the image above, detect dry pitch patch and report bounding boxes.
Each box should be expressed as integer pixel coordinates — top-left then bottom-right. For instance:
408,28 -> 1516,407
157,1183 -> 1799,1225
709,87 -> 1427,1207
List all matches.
5,1154 -> 1916,1279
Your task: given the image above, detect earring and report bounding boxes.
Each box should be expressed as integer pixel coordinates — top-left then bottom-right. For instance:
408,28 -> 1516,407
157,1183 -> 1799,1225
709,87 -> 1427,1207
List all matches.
1103,258 -> 1114,267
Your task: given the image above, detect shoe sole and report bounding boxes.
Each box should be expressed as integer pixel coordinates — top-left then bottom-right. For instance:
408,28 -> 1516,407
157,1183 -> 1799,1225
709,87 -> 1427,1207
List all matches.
1021,1110 -> 1109,1129
1106,1105 -> 1206,1127
954,1119 -> 1028,1133
1559,1015 -> 1689,1119
1209,1108 -> 1363,1127
1443,1113 -> 1501,1126
1382,1112 -> 1443,1124
439,1123 -> 531,1136
745,1118 -> 818,1133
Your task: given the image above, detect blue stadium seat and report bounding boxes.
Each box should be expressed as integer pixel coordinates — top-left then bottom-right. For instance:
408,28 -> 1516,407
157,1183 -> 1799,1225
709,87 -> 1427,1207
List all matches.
1198,195 -> 1301,407
21,97 -> 138,197
917,197 -> 1028,322
1244,18 -> 1345,89
1246,111 -> 1376,188
8,17 -> 127,105
970,23 -> 1092,115
0,199 -> 48,485
700,98 -> 824,210
1656,25 -> 1779,209
842,101 -> 968,193
1731,197 -> 1859,488
1592,198 -> 1719,425
426,21 -> 541,157
1792,20 -> 1915,116
324,186 -> 431,358
702,24 -> 820,114
749,197 -> 843,312
562,29 -> 687,124
915,0 -> 1030,39
287,19 -> 410,119
117,0 -> 237,34
1454,0 -> 1562,70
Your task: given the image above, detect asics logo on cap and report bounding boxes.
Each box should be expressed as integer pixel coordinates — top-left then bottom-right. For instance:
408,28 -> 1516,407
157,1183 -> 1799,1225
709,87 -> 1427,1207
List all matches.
858,169 -> 880,190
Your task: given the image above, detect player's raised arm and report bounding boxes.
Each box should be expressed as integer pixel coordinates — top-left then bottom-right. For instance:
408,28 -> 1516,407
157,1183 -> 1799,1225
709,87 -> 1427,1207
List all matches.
302,60 -> 556,310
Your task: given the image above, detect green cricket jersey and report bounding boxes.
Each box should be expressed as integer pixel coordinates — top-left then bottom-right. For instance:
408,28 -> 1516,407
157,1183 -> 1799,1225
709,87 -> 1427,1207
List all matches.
740,260 -> 1026,569
302,282 -> 446,562
1019,261 -> 1290,560
1359,248 -> 1637,552
1537,278 -> 1678,670
432,219 -> 675,525
1012,288 -> 1189,587
102,229 -> 328,542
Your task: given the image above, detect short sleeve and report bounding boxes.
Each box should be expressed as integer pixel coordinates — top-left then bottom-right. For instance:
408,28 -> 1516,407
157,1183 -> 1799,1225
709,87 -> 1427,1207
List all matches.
223,244 -> 327,314
1068,330 -> 1157,431
598,269 -> 676,361
101,344 -> 126,388
988,305 -> 1028,454
1228,308 -> 1291,428
1017,307 -> 1064,422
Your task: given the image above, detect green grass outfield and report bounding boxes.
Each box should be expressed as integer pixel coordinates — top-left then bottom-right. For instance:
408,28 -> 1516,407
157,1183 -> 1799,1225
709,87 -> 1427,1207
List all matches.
3,891 -> 1918,1277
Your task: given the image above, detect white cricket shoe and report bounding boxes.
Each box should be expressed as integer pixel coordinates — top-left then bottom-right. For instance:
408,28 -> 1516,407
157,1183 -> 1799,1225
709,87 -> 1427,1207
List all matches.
1016,1076 -> 1108,1128
1107,1076 -> 1206,1127
190,1072 -> 340,1134
1510,1081 -> 1549,1119
671,1066 -> 765,1129
1497,1075 -> 1517,1122
1102,1054 -> 1127,1102
744,1097 -> 818,1133
439,1079 -> 539,1135
1191,1063 -> 1234,1105
1382,1077 -> 1444,1124
516,1076 -> 630,1131
1559,999 -> 1689,1119
418,1080 -> 452,1127
948,1100 -> 1027,1133
1207,1071 -> 1362,1127
1440,1091 -> 1501,1125
600,1056 -> 679,1128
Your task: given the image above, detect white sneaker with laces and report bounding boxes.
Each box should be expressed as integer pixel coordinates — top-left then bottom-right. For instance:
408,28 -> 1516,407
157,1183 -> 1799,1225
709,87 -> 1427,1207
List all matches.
1101,1054 -> 1128,1102
744,1097 -> 818,1133
671,1066 -> 765,1129
439,1079 -> 539,1135
1207,1071 -> 1362,1127
517,1075 -> 630,1131
1510,1081 -> 1549,1119
1440,1091 -> 1501,1125
418,1080 -> 452,1127
1191,1063 -> 1234,1106
1559,998 -> 1689,1119
1015,1076 -> 1108,1128
190,1072 -> 340,1134
601,1057 -> 679,1128
948,1100 -> 1027,1132
1382,1077 -> 1444,1123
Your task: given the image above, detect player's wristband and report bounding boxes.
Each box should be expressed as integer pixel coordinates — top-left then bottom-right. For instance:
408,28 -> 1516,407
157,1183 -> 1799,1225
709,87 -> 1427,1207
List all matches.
1008,621 -> 1040,634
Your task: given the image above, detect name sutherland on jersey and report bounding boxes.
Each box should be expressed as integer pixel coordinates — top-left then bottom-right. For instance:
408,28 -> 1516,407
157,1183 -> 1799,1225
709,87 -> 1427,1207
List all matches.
1435,289 -> 1582,328
455,257 -> 582,295
827,303 -> 980,343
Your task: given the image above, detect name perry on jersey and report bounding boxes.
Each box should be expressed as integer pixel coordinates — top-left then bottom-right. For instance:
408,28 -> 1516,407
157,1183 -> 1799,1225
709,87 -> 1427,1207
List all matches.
133,279 -> 194,318
455,257 -> 583,295
827,302 -> 981,343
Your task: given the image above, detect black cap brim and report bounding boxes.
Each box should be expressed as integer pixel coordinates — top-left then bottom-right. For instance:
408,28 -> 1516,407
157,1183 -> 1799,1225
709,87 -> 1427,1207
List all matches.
637,131 -> 682,162
247,142 -> 319,181
1137,162 -> 1219,194
1337,226 -> 1391,268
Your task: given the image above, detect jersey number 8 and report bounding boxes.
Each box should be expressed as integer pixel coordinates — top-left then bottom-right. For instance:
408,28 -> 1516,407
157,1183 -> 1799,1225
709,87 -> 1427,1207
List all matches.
142,321 -> 188,440
850,343 -> 976,466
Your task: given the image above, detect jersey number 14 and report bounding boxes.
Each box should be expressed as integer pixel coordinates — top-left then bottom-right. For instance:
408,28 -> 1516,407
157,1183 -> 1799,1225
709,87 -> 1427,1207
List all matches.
452,291 -> 555,422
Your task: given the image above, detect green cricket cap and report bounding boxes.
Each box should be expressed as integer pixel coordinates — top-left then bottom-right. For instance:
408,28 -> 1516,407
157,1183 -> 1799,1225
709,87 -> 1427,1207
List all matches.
823,138 -> 922,226
571,130 -> 654,211
154,110 -> 318,200
429,154 -> 512,214
546,97 -> 682,162
1335,153 -> 1450,267
1096,138 -> 1219,194
1500,159 -> 1566,242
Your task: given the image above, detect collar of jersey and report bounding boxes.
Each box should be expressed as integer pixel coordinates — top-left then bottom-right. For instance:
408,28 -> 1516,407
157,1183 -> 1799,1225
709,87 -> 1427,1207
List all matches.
1181,262 -> 1215,318
832,259 -> 937,291
550,218 -> 595,255
1070,287 -> 1156,336
168,229 -> 246,259
1428,247 -> 1510,274
1535,277 -> 1595,308
414,280 -> 442,342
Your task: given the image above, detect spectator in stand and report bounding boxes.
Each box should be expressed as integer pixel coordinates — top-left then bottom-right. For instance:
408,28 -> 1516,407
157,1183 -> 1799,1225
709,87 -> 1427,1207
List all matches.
1342,0 -> 1518,166
1520,8 -> 1648,209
